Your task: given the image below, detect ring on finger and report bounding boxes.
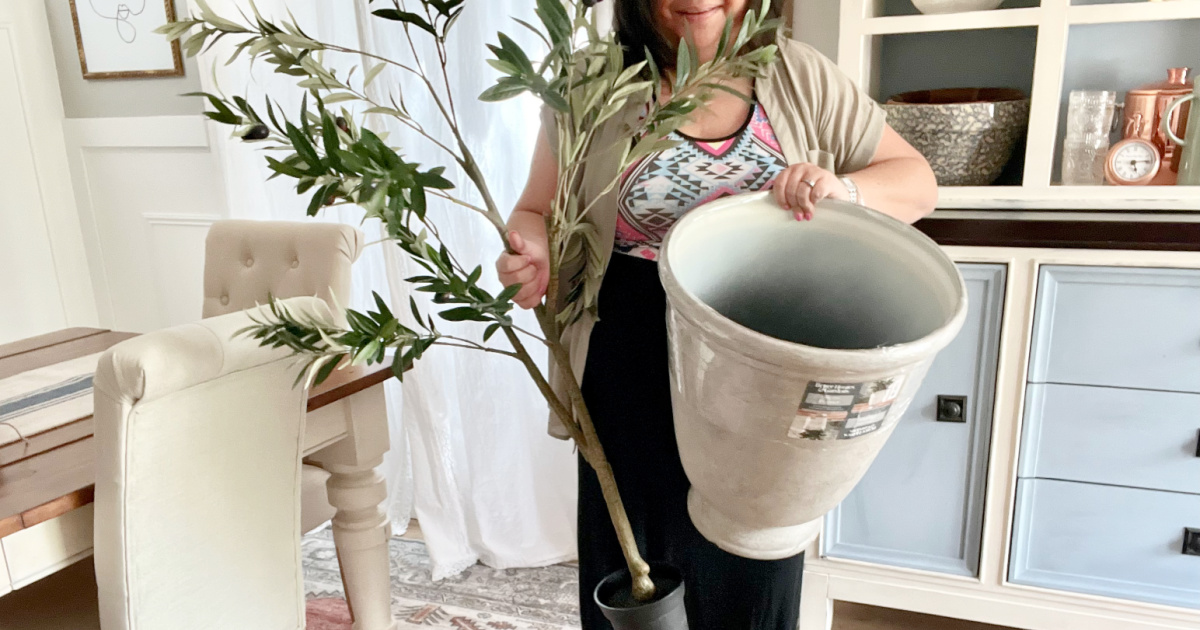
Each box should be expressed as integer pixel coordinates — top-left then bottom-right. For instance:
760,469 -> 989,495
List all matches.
800,178 -> 816,188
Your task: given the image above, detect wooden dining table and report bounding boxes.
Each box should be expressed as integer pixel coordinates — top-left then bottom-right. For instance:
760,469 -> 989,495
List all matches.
0,327 -> 399,630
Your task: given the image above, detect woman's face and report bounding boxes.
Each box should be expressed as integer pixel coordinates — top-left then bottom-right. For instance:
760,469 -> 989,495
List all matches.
653,0 -> 751,63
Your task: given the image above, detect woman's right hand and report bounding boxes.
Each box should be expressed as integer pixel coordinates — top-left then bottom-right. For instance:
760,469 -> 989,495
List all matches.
496,229 -> 550,309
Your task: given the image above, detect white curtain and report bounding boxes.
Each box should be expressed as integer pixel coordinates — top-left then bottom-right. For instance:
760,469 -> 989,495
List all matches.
194,0 -> 578,579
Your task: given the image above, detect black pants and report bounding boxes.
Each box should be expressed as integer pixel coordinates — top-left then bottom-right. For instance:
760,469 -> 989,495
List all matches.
577,253 -> 805,630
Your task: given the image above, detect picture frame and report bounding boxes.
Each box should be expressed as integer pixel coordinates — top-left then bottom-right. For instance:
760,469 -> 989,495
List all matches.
68,0 -> 185,80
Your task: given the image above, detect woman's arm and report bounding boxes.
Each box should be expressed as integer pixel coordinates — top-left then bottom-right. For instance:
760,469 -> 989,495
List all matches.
496,127 -> 558,308
773,125 -> 938,225
843,125 -> 938,223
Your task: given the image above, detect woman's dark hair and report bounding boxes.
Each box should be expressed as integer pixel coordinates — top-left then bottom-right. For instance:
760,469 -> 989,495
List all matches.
613,0 -> 783,70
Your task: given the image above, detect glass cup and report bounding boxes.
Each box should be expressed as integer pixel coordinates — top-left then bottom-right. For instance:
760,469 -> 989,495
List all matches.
1061,90 -> 1117,185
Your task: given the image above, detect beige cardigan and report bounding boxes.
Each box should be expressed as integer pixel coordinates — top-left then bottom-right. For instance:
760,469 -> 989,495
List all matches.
543,35 -> 886,439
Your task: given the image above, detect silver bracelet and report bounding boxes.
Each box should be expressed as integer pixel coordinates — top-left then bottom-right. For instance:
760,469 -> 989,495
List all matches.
840,176 -> 861,205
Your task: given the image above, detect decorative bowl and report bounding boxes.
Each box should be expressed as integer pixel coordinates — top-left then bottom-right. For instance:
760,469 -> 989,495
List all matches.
883,88 -> 1030,187
911,0 -> 1004,14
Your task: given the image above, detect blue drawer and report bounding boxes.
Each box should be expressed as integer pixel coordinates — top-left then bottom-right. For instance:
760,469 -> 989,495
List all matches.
824,264 -> 1005,576
1020,383 -> 1200,495
1028,266 -> 1200,393
1010,479 -> 1200,609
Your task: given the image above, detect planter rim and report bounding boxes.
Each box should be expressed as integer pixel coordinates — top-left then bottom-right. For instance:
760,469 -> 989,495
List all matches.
658,192 -> 969,372
594,562 -> 687,615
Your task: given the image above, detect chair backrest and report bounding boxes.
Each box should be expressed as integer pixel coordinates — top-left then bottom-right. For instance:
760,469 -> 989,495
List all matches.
93,296 -> 331,630
202,220 -> 364,319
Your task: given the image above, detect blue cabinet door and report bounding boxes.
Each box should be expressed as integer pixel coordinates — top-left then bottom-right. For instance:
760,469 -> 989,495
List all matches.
1021,383 -> 1200,495
1010,479 -> 1200,609
823,264 -> 1005,576
1028,266 -> 1200,393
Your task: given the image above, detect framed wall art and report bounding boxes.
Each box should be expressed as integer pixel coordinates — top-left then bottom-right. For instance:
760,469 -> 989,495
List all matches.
68,0 -> 185,79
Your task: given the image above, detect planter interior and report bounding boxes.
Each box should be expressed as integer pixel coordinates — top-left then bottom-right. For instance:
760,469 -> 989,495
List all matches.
668,200 -> 959,350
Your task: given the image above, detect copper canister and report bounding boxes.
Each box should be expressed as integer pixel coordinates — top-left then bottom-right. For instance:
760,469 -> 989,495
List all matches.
1123,67 -> 1192,172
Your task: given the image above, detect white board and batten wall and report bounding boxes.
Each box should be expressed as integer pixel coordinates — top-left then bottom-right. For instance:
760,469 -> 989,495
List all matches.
0,0 -> 229,344
44,0 -> 229,334
58,110 -> 226,333
0,0 -> 96,344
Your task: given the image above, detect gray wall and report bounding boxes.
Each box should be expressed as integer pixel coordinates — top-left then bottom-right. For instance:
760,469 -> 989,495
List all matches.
876,27 -> 1038,103
44,0 -> 203,118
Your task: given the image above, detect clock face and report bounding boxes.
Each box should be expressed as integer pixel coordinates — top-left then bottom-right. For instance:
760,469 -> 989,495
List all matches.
1110,141 -> 1159,181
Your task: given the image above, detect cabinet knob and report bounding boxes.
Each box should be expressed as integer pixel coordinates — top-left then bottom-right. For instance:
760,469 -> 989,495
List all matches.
1184,528 -> 1200,557
936,395 -> 967,423
1195,429 -> 1199,458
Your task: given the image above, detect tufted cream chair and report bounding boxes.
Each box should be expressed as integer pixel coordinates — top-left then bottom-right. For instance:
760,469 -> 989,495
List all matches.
202,219 -> 364,323
203,219 -> 365,533
93,297 -> 333,630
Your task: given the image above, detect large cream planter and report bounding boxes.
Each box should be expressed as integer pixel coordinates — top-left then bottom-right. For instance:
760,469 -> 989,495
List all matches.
658,192 -> 968,560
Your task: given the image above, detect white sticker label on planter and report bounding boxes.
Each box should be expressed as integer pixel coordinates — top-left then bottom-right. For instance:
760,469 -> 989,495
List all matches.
788,376 -> 905,441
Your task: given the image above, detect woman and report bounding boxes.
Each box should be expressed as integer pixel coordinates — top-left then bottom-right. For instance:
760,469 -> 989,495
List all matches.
497,1 -> 937,628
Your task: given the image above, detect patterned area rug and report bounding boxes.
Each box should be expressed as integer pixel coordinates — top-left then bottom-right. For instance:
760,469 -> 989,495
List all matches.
303,528 -> 581,629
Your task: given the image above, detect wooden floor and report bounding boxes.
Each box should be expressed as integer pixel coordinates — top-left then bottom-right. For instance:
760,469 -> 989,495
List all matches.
833,601 -> 1016,630
0,558 -> 101,630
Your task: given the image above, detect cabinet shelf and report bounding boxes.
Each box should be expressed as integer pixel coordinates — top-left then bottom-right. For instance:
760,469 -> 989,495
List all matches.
936,185 -> 1200,210
863,7 -> 1043,34
840,0 -> 1200,213
1068,0 -> 1200,25
858,1 -> 1200,35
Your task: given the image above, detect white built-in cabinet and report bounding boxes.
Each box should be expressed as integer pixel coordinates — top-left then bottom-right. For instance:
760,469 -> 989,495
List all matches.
835,0 -> 1200,210
797,0 -> 1200,626
804,247 -> 1200,630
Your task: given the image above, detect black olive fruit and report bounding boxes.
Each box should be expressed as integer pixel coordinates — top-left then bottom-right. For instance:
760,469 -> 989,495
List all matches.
242,124 -> 270,141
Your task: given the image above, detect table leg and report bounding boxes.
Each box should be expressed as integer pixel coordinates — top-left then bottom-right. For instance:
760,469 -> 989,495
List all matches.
309,386 -> 397,630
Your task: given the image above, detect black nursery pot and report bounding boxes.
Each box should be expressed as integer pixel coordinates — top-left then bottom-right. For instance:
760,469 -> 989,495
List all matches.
594,563 -> 689,630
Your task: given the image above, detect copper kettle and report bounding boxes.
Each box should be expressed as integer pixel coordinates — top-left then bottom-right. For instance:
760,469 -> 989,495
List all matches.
1122,67 -> 1192,177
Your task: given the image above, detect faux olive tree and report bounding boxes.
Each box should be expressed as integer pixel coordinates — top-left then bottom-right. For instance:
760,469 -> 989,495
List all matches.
161,0 -> 779,601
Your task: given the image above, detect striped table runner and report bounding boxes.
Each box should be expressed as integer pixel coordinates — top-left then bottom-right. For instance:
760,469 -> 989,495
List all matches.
0,353 -> 102,456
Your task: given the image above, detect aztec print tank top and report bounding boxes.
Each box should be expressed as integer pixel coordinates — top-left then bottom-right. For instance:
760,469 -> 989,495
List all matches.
614,101 -> 788,261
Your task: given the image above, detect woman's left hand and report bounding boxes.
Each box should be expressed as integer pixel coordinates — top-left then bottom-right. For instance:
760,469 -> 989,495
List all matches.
771,163 -> 850,221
